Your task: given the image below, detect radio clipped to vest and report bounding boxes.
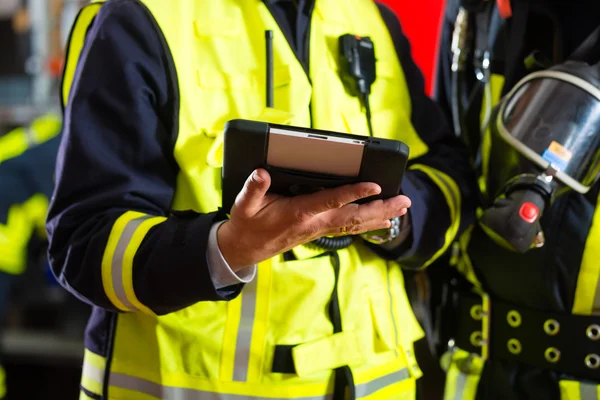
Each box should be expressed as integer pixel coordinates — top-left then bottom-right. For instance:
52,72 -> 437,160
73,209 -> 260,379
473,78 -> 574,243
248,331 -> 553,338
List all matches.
338,34 -> 377,137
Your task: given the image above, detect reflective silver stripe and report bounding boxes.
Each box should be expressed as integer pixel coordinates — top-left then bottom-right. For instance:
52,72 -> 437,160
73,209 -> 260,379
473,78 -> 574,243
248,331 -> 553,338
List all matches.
91,364 -> 406,399
24,127 -> 36,148
83,362 -> 105,384
109,371 -> 331,400
386,268 -> 400,358
453,371 -> 468,400
233,271 -> 258,382
580,383 -> 599,400
355,368 -> 410,398
112,216 -> 151,311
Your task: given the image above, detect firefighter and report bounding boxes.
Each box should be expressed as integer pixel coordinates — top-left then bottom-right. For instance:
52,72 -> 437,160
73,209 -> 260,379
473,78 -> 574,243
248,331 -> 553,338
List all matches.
47,1 -> 477,398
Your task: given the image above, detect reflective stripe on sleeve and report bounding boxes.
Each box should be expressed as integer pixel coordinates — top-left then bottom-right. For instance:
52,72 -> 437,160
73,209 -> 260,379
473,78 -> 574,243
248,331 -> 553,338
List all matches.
101,211 -> 166,313
409,164 -> 462,268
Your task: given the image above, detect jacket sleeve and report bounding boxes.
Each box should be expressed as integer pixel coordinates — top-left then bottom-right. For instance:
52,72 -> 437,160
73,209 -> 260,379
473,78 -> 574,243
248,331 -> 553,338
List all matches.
374,3 -> 478,269
46,0 -> 242,316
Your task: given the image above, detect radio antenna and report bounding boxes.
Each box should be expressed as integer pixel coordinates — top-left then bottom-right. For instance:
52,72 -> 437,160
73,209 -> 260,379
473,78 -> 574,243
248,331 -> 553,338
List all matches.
265,30 -> 274,108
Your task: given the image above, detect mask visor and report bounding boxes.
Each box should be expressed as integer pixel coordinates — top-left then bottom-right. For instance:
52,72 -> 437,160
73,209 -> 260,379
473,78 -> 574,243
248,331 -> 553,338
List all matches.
496,71 -> 600,193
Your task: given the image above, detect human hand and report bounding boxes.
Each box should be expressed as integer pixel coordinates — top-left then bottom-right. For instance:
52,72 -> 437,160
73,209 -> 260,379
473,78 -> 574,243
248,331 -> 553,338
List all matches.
217,169 -> 411,270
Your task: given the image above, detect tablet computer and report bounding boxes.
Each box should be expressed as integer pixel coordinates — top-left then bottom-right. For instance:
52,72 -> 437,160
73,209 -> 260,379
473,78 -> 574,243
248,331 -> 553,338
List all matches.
222,119 -> 409,213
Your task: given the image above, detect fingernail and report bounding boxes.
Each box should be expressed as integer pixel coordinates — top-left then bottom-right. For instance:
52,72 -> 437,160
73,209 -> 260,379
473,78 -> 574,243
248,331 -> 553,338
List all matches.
369,186 -> 382,196
252,170 -> 263,183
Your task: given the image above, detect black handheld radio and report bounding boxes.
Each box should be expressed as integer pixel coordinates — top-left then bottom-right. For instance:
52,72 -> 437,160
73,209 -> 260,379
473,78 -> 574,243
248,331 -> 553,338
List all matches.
338,34 -> 377,137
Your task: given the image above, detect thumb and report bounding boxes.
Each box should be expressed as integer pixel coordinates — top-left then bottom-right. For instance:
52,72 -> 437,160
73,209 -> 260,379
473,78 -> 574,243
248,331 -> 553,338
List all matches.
235,169 -> 271,217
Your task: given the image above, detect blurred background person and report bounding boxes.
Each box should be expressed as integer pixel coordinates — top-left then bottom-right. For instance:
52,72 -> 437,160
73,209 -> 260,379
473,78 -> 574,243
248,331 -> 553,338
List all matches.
0,1 -> 90,398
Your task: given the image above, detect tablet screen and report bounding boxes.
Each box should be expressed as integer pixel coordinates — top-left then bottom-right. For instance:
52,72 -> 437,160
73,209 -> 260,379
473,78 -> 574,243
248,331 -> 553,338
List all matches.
266,127 -> 365,177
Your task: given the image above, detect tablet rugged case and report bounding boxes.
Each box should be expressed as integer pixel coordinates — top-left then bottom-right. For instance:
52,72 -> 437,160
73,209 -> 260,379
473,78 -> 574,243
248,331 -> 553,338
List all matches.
222,119 -> 410,213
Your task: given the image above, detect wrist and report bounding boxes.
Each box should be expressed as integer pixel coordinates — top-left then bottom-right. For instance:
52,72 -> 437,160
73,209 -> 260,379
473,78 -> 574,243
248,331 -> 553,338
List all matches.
217,221 -> 247,272
361,216 -> 402,245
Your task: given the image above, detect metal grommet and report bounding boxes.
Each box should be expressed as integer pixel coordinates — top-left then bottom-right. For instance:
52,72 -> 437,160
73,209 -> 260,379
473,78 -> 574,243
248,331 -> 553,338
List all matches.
543,319 -> 560,336
507,310 -> 522,327
507,338 -> 522,355
470,305 -> 483,321
545,347 -> 561,363
470,331 -> 483,347
587,324 -> 600,341
585,354 -> 600,369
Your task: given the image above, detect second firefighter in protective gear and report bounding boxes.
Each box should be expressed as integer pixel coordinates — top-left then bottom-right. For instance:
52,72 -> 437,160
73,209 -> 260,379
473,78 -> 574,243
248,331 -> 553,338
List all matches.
435,0 -> 600,398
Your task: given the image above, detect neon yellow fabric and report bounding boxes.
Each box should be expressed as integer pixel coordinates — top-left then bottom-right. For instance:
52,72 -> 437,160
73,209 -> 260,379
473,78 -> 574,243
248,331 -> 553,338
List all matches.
0,364 -> 5,399
572,191 -> 600,315
478,73 -> 505,196
408,164 -> 461,269
61,3 -> 104,108
443,350 -> 484,400
0,113 -> 62,164
292,331 -> 366,377
452,226 -> 482,288
0,194 -> 49,275
61,0 -> 456,397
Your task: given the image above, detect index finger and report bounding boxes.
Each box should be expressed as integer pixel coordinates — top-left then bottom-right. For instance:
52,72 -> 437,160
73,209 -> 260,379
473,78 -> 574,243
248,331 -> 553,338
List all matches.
294,182 -> 382,217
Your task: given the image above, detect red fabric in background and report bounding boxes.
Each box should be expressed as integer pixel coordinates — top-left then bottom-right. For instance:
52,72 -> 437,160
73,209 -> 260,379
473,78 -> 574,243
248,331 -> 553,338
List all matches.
380,0 -> 446,96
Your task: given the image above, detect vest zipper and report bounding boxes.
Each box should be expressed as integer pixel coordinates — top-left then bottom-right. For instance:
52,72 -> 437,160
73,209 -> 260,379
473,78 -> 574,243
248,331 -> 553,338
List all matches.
328,251 -> 356,400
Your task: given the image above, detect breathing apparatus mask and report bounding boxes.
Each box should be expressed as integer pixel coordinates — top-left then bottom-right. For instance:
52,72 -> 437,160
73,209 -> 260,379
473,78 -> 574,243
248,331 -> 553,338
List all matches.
479,56 -> 600,253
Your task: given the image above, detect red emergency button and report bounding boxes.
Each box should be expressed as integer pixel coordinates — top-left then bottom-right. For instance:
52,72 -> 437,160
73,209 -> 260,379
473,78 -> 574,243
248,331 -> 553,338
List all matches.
497,0 -> 513,19
519,202 -> 539,223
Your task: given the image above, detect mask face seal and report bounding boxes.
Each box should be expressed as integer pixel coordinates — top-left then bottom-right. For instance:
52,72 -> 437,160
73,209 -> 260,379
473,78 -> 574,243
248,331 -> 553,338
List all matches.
479,62 -> 600,253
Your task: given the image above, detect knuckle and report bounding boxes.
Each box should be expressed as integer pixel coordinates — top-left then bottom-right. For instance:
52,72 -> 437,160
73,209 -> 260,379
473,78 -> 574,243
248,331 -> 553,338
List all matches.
348,215 -> 363,227
326,197 -> 344,210
293,209 -> 311,223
